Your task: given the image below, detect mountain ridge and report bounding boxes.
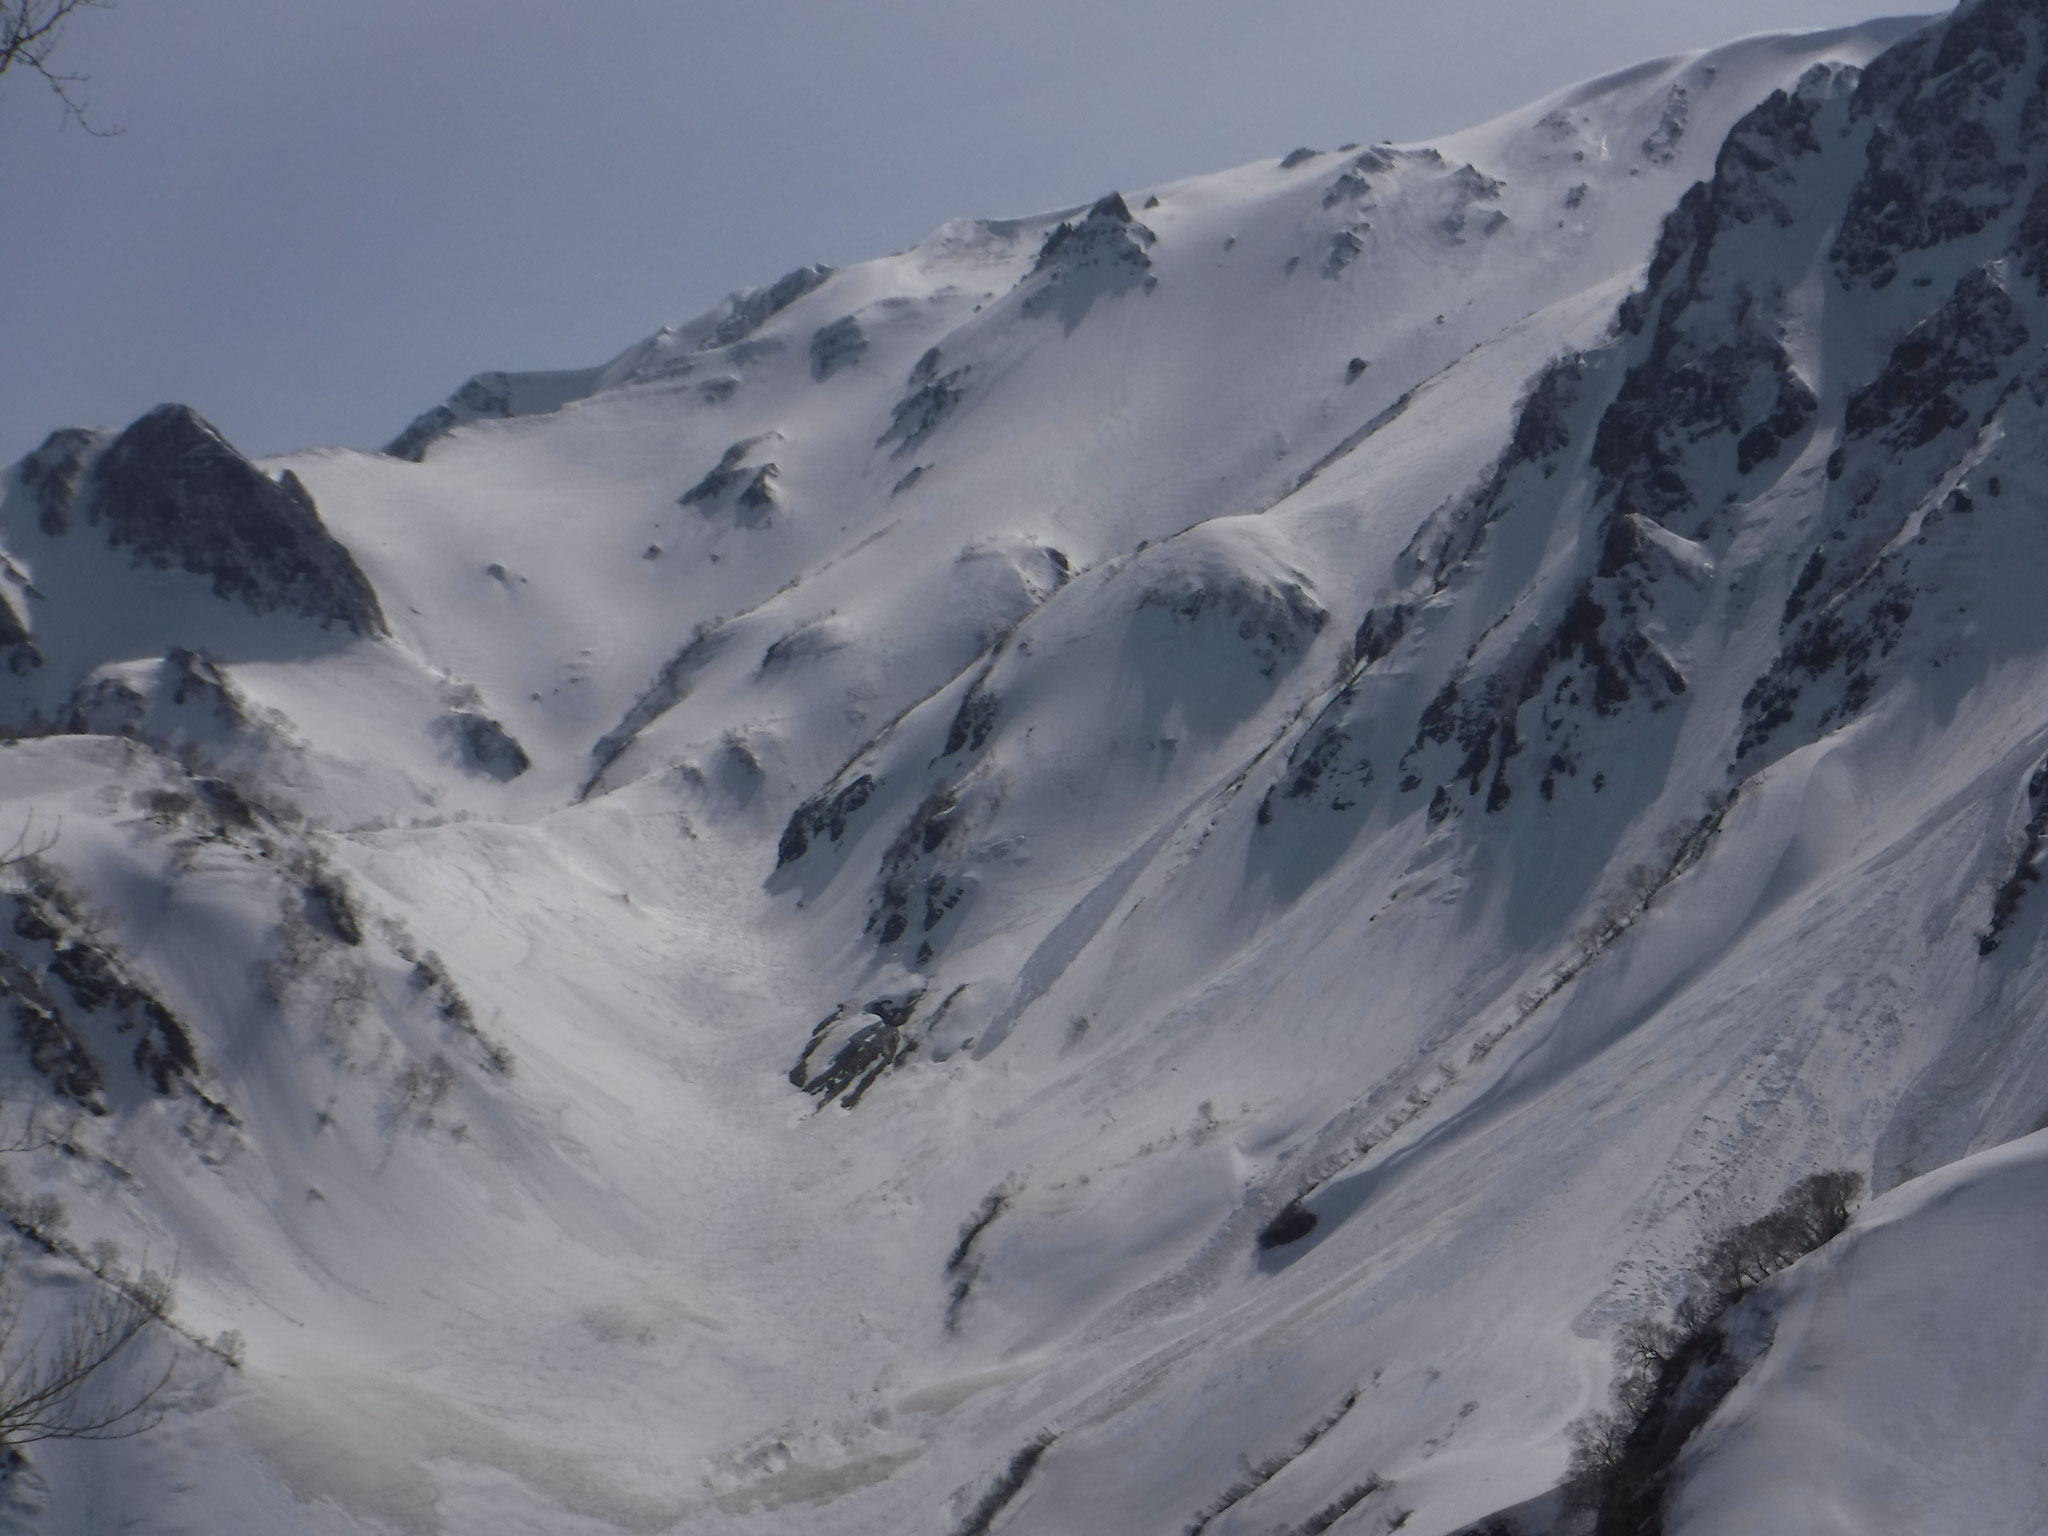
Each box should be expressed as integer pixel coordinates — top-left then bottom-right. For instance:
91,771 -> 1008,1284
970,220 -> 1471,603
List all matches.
3,9 -> 2045,1534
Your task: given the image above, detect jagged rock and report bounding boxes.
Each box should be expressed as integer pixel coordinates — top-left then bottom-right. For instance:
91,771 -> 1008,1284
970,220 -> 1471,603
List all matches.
86,406 -> 387,636
1024,193 -> 1158,298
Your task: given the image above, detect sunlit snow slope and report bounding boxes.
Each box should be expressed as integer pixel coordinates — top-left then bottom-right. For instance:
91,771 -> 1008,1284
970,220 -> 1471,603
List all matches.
9,7 -> 2048,1533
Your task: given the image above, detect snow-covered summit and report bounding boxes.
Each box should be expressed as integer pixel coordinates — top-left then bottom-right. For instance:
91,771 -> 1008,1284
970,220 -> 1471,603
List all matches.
11,7 -> 2048,1534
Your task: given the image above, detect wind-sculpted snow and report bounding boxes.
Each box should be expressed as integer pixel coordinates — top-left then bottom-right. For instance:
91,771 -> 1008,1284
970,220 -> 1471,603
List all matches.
23,12 -> 2048,1536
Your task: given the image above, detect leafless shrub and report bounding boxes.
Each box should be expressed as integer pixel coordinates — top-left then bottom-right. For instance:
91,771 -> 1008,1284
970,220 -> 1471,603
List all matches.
1563,1169 -> 1865,1533
0,1244 -> 173,1448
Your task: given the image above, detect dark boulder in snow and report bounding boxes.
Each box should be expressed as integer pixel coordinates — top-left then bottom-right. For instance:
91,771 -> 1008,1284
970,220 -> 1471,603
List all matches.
87,405 -> 387,637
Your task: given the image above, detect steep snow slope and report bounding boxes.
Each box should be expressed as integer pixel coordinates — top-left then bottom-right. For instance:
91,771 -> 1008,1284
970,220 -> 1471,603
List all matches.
16,6 -> 2048,1534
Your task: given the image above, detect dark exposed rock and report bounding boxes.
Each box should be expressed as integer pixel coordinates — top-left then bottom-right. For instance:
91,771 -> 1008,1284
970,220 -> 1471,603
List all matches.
680,438 -> 777,508
1278,727 -> 1370,812
790,992 -> 923,1109
736,464 -> 778,520
1844,266 -> 2029,449
583,621 -> 732,797
1738,572 -> 1914,759
444,711 -> 531,781
384,374 -> 520,461
87,406 -> 387,637
702,264 -> 834,350
1137,567 -> 1328,679
1782,549 -> 1827,625
1324,227 -> 1369,277
304,877 -> 363,946
1352,605 -> 1407,667
878,366 -> 971,457
16,427 -> 98,536
2013,177 -> 2048,294
809,315 -> 867,381
1323,163 -> 1373,208
1402,355 -> 1586,590
870,789 -> 969,950
0,587 -> 37,676
944,682 -> 998,757
1641,84 -> 1691,164
1029,192 -> 1156,277
1981,758 -> 2048,954
1,892 -> 211,1111
1834,4 -> 2036,289
777,774 -> 877,867
381,367 -> 603,461
1258,1202 -> 1317,1249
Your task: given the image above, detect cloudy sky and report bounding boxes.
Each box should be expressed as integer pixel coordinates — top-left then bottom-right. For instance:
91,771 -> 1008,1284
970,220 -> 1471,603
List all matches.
2,0 -> 1931,466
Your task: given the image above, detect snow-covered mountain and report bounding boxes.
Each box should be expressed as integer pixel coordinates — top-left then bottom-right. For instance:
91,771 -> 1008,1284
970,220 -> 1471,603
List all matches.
5,5 -> 2048,1532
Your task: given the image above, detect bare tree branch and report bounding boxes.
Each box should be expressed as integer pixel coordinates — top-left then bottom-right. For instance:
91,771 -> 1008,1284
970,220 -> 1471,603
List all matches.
0,1246 -> 174,1445
0,1 -> 118,134
0,813 -> 59,875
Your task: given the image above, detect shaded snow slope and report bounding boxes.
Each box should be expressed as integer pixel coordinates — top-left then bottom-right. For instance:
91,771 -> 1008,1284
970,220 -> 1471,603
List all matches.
20,8 -> 2048,1536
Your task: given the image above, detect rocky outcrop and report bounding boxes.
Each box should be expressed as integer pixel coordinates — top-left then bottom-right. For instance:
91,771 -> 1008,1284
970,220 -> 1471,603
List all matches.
87,405 -> 387,636
383,367 -> 602,461
16,427 -> 98,536
809,314 -> 867,381
1833,1 -> 2038,289
701,264 -> 834,350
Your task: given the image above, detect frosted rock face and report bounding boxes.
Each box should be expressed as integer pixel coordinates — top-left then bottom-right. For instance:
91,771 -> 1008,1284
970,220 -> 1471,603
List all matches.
87,405 -> 387,636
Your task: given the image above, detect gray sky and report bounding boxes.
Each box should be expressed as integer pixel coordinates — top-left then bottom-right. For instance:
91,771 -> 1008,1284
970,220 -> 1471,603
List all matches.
1,0 -> 1930,466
